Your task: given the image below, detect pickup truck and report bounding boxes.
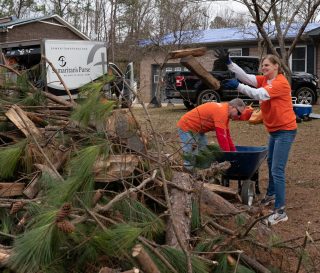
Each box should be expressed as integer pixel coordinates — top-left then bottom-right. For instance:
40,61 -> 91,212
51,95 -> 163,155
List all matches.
164,56 -> 319,109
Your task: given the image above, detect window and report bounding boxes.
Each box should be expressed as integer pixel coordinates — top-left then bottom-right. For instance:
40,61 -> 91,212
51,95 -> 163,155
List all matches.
276,46 -> 306,72
229,49 -> 242,56
291,47 -> 306,72
165,67 -> 172,72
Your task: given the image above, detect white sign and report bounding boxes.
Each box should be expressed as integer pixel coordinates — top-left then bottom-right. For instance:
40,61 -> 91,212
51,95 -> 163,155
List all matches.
44,40 -> 107,90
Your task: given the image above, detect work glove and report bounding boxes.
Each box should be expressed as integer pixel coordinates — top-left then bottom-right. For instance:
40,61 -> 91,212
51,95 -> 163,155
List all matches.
214,48 -> 231,65
222,79 -> 239,90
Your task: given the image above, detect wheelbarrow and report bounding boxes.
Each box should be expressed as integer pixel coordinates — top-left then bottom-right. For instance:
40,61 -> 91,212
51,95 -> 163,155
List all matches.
216,146 -> 268,206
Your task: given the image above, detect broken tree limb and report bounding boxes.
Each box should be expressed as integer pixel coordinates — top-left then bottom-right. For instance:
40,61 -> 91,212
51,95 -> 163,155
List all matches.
43,92 -> 74,107
13,108 -> 64,182
166,171 -> 192,249
5,105 -> 41,138
0,183 -> 25,197
180,55 -> 220,90
203,183 -> 240,201
22,173 -> 40,199
195,181 -> 240,215
168,47 -> 207,59
239,253 -> 271,273
95,170 -> 157,213
132,244 -> 160,273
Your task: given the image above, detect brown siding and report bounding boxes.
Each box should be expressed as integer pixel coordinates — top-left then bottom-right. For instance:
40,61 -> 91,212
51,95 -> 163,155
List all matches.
0,20 -> 83,44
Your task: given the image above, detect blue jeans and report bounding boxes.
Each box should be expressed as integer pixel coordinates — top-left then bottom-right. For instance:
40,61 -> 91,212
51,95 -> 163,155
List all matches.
266,129 -> 297,209
178,128 -> 208,169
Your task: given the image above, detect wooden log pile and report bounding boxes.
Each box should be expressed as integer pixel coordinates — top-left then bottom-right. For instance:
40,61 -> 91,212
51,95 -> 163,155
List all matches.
0,58 -> 313,273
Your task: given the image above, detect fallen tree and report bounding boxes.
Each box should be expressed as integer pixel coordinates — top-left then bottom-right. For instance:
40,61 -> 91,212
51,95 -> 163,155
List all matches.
0,63 -> 318,273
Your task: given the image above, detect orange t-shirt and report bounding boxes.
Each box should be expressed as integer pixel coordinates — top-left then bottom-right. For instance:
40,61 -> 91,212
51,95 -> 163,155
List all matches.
177,102 -> 229,133
256,74 -> 297,132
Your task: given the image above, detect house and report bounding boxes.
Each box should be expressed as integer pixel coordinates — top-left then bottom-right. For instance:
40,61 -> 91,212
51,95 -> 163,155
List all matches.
0,14 -> 89,69
139,23 -> 320,103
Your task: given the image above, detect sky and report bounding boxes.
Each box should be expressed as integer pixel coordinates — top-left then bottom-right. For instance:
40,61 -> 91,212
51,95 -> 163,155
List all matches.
205,0 -> 249,17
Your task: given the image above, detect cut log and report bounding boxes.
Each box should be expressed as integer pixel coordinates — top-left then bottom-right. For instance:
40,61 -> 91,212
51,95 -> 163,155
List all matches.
166,171 -> 192,249
5,105 -> 41,138
180,55 -> 220,90
195,181 -> 240,215
203,183 -> 241,201
26,112 -> 48,126
132,244 -> 160,273
98,267 -> 116,273
93,154 -> 139,183
23,174 -> 40,199
34,163 -> 61,180
0,182 -> 25,197
0,247 -> 11,265
121,268 -> 140,273
168,47 -> 207,59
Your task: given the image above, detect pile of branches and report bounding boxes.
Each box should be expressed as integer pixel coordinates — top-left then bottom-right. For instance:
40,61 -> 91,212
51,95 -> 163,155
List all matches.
0,64 -> 318,273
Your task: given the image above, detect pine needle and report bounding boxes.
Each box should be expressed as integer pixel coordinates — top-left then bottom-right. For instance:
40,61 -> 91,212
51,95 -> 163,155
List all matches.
191,200 -> 201,231
0,139 -> 27,179
160,246 -> 210,273
9,219 -> 63,273
71,89 -> 115,127
20,90 -> 46,106
113,198 -> 165,239
184,144 -> 222,169
48,144 -> 109,206
93,224 -> 142,257
194,236 -> 225,252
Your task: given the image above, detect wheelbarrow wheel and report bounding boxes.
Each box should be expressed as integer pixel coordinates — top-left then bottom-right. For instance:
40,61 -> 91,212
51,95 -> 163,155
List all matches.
241,180 -> 255,206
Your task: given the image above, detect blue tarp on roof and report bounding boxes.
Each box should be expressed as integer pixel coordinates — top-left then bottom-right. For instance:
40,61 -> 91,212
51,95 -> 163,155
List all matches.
140,22 -> 320,46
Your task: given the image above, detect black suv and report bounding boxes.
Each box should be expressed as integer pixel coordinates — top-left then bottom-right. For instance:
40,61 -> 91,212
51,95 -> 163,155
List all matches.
164,56 -> 319,109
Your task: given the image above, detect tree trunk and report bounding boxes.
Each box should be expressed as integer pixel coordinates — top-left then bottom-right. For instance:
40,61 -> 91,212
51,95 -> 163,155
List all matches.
180,55 -> 220,90
166,172 -> 192,249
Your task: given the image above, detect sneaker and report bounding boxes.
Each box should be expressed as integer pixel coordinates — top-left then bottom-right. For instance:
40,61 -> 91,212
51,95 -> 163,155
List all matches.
260,195 -> 275,206
268,209 -> 288,225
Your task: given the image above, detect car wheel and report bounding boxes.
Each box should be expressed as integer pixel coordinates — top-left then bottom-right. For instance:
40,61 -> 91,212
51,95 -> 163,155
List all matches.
294,87 -> 316,105
183,100 -> 195,110
197,89 -> 221,105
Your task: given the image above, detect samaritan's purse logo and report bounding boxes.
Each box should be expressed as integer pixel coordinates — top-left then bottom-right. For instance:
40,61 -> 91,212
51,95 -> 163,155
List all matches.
58,56 -> 66,67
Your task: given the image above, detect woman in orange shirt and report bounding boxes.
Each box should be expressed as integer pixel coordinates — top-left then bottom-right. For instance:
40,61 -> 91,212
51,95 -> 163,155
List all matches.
221,53 -> 297,226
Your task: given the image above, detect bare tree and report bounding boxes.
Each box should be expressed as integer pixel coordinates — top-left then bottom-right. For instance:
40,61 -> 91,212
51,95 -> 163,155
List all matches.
239,0 -> 320,76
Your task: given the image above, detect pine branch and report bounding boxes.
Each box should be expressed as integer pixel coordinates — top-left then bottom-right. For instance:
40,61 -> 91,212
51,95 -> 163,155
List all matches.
95,170 -> 157,213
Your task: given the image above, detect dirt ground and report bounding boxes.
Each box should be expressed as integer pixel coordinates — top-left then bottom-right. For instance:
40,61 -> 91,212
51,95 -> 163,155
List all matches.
134,102 -> 320,272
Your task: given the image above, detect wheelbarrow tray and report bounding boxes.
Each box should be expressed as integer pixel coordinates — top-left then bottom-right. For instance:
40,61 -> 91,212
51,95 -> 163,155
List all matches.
217,146 -> 268,180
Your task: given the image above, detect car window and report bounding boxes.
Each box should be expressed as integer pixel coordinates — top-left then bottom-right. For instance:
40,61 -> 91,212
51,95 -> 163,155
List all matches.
232,58 -> 260,74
